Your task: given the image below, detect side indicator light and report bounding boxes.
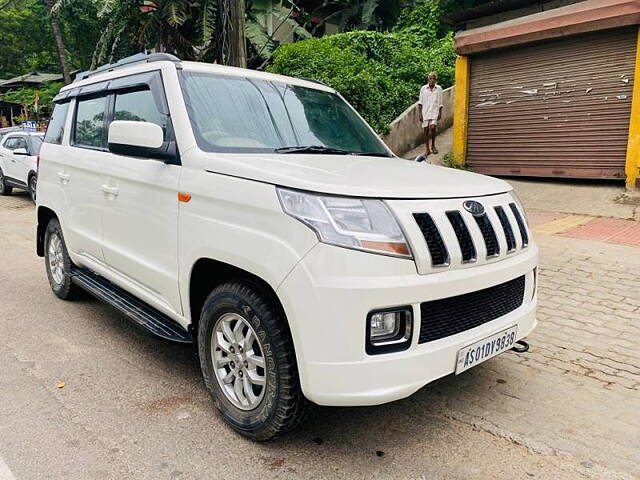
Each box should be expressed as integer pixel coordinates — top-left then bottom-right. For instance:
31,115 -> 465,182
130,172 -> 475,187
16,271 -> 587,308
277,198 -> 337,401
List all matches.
178,192 -> 192,203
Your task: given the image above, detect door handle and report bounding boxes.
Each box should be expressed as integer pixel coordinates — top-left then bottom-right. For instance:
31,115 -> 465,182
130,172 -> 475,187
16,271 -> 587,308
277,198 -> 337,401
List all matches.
58,172 -> 70,183
101,185 -> 119,197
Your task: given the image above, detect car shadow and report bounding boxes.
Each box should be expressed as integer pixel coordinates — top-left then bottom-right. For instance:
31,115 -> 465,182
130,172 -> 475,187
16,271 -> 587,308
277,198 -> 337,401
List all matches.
70,292 -> 513,456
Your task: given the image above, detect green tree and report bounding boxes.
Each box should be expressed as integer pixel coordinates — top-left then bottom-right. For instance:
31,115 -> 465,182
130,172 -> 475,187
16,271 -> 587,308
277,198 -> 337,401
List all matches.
0,0 -> 58,78
43,0 -> 71,83
1,81 -> 64,120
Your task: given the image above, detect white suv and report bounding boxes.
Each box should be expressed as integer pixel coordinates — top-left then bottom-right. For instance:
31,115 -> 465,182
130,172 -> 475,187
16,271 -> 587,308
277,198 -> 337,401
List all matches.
0,131 -> 43,201
37,54 -> 538,440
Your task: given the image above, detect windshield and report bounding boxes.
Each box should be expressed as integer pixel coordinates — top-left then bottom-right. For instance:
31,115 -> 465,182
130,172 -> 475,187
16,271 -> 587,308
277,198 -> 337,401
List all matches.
180,71 -> 390,156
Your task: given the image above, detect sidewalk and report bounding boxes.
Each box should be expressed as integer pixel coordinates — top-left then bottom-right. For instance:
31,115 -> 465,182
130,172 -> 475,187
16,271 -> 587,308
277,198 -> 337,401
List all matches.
510,178 -> 639,221
401,127 -> 638,222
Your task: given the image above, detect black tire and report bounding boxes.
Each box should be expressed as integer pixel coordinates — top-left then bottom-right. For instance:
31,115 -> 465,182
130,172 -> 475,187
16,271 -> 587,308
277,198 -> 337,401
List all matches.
44,218 -> 83,300
0,167 -> 13,196
29,174 -> 37,202
198,281 -> 310,441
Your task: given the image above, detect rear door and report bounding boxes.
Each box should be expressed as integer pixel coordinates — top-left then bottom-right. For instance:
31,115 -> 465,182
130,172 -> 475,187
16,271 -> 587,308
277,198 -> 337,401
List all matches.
52,93 -> 107,262
99,71 -> 182,316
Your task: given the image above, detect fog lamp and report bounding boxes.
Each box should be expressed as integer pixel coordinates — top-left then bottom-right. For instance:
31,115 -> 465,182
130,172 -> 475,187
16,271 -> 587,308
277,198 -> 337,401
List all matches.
370,312 -> 401,340
366,307 -> 413,355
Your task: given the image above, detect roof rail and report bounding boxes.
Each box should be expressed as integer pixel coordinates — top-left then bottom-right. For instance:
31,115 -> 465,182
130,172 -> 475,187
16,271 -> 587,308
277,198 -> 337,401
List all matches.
75,53 -> 181,82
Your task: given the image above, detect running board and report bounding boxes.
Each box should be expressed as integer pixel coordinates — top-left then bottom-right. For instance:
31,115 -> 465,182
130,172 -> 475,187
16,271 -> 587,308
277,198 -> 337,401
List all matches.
71,268 -> 193,343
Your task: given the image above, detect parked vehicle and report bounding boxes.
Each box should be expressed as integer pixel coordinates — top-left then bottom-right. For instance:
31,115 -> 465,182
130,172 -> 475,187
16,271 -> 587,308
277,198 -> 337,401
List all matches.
0,126 -> 23,140
0,131 -> 43,201
36,54 -> 538,441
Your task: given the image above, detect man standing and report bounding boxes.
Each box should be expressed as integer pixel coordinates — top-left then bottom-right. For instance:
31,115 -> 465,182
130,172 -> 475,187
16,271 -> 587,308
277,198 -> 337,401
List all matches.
418,72 -> 443,158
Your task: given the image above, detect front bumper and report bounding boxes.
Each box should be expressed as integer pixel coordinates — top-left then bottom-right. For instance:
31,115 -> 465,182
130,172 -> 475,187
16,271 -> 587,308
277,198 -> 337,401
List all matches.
277,241 -> 538,407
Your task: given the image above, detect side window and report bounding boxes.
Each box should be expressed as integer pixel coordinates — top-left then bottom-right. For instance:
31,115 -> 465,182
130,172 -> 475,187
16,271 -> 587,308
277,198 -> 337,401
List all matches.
13,138 -> 28,151
29,136 -> 43,156
44,101 -> 70,145
114,88 -> 168,140
3,137 -> 17,150
74,96 -> 107,148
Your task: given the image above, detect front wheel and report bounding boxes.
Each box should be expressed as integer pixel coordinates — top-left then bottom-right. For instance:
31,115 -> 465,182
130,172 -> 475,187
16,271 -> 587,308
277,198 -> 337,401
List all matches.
198,281 -> 309,441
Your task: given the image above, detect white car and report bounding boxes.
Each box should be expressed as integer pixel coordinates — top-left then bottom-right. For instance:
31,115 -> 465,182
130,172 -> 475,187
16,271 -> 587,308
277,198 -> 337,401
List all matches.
0,131 -> 43,201
36,54 -> 538,440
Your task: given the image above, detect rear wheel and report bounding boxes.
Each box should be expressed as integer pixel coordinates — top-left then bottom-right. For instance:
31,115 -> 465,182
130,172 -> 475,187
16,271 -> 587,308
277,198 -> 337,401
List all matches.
29,174 -> 37,202
0,168 -> 12,196
198,281 -> 309,441
44,218 -> 82,300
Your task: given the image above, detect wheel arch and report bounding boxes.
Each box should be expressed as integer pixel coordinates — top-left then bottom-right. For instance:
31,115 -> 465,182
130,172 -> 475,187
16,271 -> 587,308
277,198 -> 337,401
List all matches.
188,258 -> 290,340
36,206 -> 58,257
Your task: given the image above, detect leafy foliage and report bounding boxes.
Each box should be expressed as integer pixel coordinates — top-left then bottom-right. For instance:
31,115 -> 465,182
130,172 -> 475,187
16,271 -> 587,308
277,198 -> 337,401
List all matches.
245,0 -> 311,66
1,81 -> 64,118
269,29 -> 455,134
393,0 -> 453,45
0,0 -> 59,78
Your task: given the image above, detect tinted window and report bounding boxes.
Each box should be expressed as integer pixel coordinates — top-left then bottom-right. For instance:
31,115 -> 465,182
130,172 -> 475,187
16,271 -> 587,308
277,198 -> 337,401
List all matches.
4,137 -> 27,151
74,96 -> 106,148
30,136 -> 43,155
13,137 -> 28,151
3,137 -> 17,150
114,88 -> 168,140
181,72 -> 389,155
44,102 -> 70,145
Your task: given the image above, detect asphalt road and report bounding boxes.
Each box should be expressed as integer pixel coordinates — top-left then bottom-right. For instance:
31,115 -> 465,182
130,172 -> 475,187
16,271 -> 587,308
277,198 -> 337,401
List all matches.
0,193 -> 637,480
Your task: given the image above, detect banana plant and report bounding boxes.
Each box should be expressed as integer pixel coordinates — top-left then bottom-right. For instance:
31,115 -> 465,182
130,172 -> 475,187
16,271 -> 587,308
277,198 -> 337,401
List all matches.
246,0 -> 311,64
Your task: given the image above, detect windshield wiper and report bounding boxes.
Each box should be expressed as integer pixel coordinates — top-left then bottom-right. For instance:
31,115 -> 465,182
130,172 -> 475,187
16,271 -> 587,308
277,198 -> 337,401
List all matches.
275,145 -> 352,155
349,151 -> 392,157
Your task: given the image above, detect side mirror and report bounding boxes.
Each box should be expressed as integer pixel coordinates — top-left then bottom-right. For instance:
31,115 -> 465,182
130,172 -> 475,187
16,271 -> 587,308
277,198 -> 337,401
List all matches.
13,148 -> 29,156
108,120 -> 164,159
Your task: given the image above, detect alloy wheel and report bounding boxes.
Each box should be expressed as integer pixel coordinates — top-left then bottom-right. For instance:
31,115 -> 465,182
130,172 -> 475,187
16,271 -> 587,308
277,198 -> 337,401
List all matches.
48,232 -> 65,286
211,312 -> 267,410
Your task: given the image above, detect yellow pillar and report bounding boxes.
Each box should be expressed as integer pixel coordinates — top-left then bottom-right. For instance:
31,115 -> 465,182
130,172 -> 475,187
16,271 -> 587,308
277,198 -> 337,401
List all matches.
625,27 -> 640,190
452,55 -> 470,168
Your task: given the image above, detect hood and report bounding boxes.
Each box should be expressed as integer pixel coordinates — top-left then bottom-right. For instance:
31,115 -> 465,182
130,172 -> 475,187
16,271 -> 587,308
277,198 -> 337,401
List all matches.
198,153 -> 512,199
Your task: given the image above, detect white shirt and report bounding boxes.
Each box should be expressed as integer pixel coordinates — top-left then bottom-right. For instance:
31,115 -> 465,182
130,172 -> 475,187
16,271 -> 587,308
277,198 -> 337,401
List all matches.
418,84 -> 443,120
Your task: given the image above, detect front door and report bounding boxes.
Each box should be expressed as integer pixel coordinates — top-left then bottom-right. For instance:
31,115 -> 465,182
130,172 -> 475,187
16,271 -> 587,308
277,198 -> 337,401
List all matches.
0,136 -> 23,181
99,77 -> 182,316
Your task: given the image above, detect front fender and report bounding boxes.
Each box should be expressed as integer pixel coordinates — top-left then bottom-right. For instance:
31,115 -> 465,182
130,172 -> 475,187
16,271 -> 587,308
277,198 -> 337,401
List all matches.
177,171 -> 318,323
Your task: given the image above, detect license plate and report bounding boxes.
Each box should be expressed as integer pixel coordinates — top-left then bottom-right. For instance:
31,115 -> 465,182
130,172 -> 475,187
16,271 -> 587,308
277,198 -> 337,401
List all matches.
455,326 -> 518,374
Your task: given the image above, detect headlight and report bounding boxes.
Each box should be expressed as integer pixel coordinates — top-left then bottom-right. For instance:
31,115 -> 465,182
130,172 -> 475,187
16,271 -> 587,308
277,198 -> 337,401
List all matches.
277,188 -> 412,258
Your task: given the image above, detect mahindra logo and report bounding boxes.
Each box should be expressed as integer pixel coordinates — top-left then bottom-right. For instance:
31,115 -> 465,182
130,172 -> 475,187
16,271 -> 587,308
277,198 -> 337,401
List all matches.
463,200 -> 485,216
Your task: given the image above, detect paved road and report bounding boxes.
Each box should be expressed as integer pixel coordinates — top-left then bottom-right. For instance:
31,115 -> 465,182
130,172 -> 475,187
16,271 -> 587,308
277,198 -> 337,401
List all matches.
0,193 -> 638,480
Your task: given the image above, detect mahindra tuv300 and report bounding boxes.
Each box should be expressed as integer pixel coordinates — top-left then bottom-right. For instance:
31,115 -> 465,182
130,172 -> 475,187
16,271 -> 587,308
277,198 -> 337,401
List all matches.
36,54 -> 538,440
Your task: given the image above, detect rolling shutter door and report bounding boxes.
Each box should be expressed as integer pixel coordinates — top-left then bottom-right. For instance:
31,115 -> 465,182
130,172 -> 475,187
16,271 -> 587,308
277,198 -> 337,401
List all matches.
466,27 -> 636,179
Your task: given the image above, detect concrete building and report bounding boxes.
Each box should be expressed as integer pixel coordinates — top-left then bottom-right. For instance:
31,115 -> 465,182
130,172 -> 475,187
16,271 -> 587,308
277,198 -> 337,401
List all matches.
449,0 -> 640,189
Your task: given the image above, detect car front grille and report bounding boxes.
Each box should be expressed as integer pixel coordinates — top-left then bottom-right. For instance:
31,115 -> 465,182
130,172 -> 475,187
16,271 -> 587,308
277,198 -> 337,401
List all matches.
418,275 -> 526,343
446,211 -> 476,262
413,213 -> 449,266
413,200 -> 529,267
474,213 -> 500,257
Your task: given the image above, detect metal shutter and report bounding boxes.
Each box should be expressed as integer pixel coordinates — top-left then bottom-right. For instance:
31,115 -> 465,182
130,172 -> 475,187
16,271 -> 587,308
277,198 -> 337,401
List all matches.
466,27 -> 636,179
